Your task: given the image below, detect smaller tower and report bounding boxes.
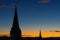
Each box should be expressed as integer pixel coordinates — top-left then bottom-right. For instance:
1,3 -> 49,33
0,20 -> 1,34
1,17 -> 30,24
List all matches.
39,30 -> 42,40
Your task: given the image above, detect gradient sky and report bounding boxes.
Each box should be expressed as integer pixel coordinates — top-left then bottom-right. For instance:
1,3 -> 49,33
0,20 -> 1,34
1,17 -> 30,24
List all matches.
0,0 -> 60,37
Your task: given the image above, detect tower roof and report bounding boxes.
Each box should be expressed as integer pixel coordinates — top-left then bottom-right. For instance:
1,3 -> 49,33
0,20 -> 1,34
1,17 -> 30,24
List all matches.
11,5 -> 20,30
10,5 -> 21,40
12,5 -> 19,28
39,30 -> 42,38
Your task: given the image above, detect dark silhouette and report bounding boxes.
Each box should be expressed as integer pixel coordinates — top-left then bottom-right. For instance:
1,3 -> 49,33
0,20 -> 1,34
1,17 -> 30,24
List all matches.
39,30 -> 42,40
1,5 -> 60,40
10,5 -> 21,40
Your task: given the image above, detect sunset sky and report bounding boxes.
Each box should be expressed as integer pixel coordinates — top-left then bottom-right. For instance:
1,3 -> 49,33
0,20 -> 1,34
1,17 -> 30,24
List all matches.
0,0 -> 60,38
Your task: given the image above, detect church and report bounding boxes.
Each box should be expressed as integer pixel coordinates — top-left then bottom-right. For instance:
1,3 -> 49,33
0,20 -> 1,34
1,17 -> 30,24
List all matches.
10,5 -> 21,40
10,5 -> 42,40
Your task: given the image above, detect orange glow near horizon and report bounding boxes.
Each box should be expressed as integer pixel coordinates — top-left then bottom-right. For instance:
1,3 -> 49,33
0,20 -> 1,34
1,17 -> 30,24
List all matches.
0,32 -> 60,38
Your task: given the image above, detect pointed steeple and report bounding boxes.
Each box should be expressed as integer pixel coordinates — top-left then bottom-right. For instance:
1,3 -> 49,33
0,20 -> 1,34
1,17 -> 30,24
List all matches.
12,5 -> 19,28
39,30 -> 42,38
10,5 -> 21,40
39,30 -> 42,40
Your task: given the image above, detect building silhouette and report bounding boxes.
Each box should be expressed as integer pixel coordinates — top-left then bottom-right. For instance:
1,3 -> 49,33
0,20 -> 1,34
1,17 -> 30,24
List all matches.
39,30 -> 42,40
10,5 -> 21,40
0,5 -> 60,40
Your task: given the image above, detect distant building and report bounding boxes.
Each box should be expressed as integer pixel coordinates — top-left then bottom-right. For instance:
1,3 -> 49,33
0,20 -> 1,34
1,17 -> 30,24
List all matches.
10,5 -> 21,40
39,30 -> 42,40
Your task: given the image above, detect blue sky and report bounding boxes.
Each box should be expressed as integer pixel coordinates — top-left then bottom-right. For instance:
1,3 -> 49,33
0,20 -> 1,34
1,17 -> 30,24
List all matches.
0,0 -> 60,37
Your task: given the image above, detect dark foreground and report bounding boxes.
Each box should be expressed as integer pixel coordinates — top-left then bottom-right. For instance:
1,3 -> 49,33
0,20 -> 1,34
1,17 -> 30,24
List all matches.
0,36 -> 60,40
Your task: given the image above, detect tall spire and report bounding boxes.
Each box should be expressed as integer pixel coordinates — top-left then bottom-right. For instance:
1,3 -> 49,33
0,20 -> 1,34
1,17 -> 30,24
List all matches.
10,5 -> 21,40
39,30 -> 42,40
39,30 -> 42,38
12,5 -> 19,28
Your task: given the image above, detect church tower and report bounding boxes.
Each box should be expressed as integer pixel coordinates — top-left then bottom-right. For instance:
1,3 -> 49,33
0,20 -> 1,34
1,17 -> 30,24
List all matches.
39,30 -> 42,40
10,5 -> 21,40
